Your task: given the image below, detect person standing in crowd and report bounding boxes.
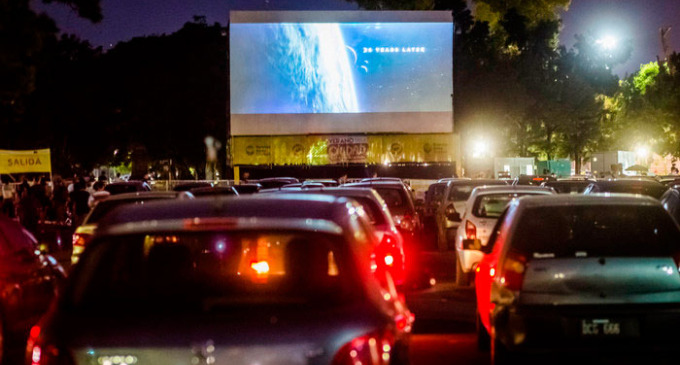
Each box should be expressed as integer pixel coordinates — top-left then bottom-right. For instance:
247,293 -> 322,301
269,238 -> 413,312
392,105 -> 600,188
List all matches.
69,181 -> 91,227
18,183 -> 41,235
51,176 -> 69,223
88,181 -> 110,208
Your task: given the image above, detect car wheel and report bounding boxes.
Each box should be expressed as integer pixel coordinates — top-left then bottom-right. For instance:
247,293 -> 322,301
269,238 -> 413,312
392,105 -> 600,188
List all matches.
455,258 -> 470,286
491,336 -> 515,365
476,313 -> 490,352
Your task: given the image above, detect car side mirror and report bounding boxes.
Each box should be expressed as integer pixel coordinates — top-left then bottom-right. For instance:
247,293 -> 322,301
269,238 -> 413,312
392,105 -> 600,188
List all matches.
445,205 -> 461,222
462,238 -> 482,250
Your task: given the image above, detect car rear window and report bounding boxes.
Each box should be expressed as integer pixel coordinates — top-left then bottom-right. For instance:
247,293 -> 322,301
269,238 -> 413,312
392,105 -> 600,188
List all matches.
86,198 -> 170,223
373,188 -> 409,215
591,183 -> 668,199
353,197 -> 386,226
473,193 -> 544,218
545,181 -> 590,194
448,181 -> 505,201
68,231 -> 362,313
511,205 -> 680,258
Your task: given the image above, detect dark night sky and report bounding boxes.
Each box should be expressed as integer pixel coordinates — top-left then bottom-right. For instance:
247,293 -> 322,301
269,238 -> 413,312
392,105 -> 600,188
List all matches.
32,0 -> 680,76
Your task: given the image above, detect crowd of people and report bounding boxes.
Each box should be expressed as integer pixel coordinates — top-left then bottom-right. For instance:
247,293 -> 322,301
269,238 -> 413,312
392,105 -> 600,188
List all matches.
0,174 -> 114,235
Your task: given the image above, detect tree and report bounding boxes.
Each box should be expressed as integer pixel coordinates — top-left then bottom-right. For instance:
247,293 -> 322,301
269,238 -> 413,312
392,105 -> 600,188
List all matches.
0,0 -> 101,134
614,55 -> 680,157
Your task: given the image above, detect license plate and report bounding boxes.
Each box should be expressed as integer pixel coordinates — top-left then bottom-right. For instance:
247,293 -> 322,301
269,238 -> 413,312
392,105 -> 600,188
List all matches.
581,319 -> 621,336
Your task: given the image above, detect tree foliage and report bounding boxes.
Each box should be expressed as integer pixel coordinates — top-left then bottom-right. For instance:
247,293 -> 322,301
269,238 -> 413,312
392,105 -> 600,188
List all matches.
0,0 -> 101,130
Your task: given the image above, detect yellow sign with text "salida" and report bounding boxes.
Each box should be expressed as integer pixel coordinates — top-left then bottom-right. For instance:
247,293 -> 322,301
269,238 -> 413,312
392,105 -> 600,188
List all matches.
0,149 -> 52,174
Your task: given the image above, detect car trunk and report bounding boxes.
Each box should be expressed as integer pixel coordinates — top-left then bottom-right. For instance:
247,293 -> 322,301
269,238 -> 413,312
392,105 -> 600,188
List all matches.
56,304 -> 385,365
520,257 -> 680,305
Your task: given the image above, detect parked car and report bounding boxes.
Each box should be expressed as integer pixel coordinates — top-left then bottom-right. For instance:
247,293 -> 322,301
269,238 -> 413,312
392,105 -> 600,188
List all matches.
431,179 -> 507,251
454,185 -> 555,286
540,179 -> 593,194
71,191 -> 193,265
583,178 -> 668,199
304,179 -> 339,187
512,174 -> 557,186
104,181 -> 151,195
475,194 -> 680,364
256,177 -> 300,189
272,187 -> 407,286
189,186 -> 238,197
0,215 -> 63,364
29,195 -> 413,365
343,181 -> 421,244
172,182 -> 213,191
232,183 -> 261,195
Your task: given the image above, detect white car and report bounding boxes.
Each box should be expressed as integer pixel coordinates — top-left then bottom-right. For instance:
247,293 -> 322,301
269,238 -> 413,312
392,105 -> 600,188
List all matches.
453,185 -> 555,285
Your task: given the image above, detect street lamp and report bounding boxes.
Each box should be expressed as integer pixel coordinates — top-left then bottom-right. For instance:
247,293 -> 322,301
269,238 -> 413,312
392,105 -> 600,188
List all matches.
471,139 -> 492,159
596,36 -> 618,51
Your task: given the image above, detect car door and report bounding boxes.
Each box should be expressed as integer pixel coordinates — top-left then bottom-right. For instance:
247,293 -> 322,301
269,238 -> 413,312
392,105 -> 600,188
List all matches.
0,221 -> 57,332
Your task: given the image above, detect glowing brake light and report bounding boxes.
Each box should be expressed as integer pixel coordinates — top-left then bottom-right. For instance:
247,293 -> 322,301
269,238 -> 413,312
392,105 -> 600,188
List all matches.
489,267 -> 496,278
384,254 -> 394,266
465,221 -> 477,240
500,253 -> 527,291
250,260 -> 270,275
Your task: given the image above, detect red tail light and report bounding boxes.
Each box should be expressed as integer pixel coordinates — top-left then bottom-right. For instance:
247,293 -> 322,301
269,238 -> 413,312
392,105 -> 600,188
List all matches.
377,234 -> 405,285
394,215 -> 415,232
499,252 -> 527,291
72,233 -> 91,247
27,325 -> 73,365
332,330 -> 395,365
465,221 -> 477,240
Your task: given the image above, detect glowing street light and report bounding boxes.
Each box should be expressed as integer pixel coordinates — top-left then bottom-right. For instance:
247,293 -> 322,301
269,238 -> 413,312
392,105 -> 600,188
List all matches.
596,36 -> 618,51
635,145 -> 649,159
471,139 -> 492,159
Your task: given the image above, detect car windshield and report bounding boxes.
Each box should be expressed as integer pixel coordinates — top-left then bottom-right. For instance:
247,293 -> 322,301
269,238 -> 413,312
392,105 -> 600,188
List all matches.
67,231 -> 362,314
473,193 -> 541,218
373,188 -> 409,215
512,205 -> 680,258
86,198 -> 171,223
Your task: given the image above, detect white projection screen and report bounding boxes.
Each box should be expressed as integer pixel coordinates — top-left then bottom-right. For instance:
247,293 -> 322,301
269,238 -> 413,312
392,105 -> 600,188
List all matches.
230,11 -> 454,136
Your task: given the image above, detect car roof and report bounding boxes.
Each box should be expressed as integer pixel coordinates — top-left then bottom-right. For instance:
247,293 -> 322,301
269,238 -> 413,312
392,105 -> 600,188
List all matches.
107,180 -> 147,186
515,193 -> 660,208
99,191 -> 182,202
257,177 -> 299,182
593,178 -> 664,185
274,187 -> 379,198
98,194 -> 356,229
343,181 -> 406,189
447,179 -> 506,186
100,216 -> 344,238
471,185 -> 553,194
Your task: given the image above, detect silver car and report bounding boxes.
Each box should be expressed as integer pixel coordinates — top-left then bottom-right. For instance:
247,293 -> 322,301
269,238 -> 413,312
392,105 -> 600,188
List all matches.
475,194 -> 680,364
453,185 -> 555,286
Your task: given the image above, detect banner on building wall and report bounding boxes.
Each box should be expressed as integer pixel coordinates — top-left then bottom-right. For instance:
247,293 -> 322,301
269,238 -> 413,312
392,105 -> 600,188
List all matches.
232,134 -> 458,166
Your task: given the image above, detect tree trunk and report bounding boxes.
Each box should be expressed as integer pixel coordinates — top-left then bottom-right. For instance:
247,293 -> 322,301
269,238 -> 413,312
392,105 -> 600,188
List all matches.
574,151 -> 581,175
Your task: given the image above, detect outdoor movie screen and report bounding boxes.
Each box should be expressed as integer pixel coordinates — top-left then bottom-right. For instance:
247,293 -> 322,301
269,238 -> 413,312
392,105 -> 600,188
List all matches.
230,11 -> 453,135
